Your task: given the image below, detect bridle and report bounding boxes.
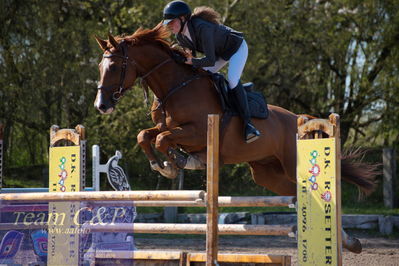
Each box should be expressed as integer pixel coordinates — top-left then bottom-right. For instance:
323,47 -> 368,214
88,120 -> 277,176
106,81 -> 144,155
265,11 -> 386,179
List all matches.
98,40 -> 172,101
98,40 -> 207,115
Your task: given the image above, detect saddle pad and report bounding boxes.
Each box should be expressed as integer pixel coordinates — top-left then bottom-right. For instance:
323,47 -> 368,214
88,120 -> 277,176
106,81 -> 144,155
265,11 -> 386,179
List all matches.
211,72 -> 269,119
247,91 -> 269,119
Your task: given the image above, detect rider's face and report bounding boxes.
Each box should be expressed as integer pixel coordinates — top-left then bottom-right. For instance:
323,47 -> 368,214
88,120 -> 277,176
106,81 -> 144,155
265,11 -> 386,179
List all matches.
167,18 -> 182,34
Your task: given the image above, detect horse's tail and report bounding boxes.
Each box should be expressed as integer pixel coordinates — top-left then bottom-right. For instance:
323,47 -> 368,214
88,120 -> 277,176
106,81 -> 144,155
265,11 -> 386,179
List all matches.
341,149 -> 380,198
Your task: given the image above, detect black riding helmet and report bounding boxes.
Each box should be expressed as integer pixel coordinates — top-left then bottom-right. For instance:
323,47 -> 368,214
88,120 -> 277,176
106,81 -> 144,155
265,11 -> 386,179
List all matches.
162,0 -> 191,26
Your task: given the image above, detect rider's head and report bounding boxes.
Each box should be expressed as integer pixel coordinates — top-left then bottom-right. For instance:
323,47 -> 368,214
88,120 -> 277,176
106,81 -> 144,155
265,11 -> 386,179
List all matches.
162,1 -> 191,34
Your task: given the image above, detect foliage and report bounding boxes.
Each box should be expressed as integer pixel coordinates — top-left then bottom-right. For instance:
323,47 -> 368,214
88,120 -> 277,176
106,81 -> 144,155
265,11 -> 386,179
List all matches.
0,1 -> 398,203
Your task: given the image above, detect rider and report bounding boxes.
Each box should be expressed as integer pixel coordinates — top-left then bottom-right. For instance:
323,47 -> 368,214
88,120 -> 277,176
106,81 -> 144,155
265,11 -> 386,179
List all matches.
162,0 -> 261,143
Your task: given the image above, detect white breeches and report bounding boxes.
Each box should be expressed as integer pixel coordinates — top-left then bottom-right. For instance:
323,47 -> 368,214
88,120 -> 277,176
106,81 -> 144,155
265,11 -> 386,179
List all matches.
203,40 -> 248,89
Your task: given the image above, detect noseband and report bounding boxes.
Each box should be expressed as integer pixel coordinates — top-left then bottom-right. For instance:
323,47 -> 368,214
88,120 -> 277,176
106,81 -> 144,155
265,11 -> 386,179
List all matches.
98,40 -> 172,101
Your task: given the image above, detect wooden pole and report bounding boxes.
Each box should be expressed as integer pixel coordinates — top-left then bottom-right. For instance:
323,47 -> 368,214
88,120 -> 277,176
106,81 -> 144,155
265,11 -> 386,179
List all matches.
0,195 -> 296,208
0,190 -> 205,202
188,252 -> 291,265
206,114 -> 219,266
94,250 -> 291,265
83,223 -> 295,236
132,195 -> 296,207
330,114 -> 343,266
1,222 -> 294,236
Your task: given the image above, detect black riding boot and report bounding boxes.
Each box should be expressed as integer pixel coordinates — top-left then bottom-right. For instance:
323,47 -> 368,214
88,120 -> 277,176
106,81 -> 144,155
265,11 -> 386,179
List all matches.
231,82 -> 260,143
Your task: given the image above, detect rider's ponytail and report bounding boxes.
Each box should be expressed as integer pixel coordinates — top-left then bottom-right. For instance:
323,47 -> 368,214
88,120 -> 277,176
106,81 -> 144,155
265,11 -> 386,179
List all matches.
191,6 -> 221,24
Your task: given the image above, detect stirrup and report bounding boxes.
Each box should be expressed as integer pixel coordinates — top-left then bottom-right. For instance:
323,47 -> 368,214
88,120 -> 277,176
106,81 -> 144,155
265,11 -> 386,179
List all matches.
245,132 -> 260,143
244,124 -> 260,143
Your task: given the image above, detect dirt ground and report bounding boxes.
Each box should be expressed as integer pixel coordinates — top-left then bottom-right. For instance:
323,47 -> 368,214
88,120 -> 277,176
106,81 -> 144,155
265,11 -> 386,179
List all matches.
134,232 -> 399,266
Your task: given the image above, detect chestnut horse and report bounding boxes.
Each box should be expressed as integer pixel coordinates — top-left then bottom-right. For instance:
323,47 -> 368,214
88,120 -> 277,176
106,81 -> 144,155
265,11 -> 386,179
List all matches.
94,24 -> 376,253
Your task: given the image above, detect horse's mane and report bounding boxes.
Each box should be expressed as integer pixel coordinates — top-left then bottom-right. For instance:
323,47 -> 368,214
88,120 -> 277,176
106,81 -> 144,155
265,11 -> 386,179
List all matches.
110,23 -> 189,58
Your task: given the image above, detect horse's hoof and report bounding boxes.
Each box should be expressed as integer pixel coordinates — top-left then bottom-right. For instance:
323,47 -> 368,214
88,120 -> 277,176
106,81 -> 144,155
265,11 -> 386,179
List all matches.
161,161 -> 178,179
150,161 -> 162,171
344,237 -> 362,254
151,161 -> 178,179
185,155 -> 206,170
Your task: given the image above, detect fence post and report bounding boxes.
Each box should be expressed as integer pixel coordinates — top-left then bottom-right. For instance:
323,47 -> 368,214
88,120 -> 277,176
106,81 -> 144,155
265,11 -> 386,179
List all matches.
297,114 -> 342,266
383,148 -> 397,208
206,114 -> 220,266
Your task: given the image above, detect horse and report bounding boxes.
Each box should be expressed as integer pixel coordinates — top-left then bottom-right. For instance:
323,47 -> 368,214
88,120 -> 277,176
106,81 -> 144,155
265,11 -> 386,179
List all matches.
94,24 -> 377,253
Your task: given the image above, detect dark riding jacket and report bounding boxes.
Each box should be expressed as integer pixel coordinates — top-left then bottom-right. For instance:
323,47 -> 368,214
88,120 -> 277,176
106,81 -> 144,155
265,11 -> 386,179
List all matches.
176,17 -> 244,68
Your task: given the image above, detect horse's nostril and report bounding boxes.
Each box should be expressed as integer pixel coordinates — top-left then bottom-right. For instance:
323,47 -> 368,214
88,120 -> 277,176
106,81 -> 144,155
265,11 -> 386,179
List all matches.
99,104 -> 107,111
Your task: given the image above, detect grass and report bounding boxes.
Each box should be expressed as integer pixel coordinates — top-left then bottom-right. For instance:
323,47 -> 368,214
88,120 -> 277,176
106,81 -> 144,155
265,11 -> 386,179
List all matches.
343,205 -> 399,216
3,176 -> 44,188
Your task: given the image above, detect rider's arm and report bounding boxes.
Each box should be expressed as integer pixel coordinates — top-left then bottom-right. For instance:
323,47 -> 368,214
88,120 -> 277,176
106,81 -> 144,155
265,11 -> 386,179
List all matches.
191,24 -> 216,68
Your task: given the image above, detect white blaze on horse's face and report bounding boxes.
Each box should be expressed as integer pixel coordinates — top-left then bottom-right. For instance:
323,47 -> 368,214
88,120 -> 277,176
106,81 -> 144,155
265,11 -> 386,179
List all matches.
95,57 -> 115,114
101,57 -> 111,73
94,90 -> 114,114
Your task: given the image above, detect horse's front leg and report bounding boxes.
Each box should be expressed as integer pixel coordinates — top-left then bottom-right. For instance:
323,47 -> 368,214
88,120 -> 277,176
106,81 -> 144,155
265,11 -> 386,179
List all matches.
137,126 -> 164,171
153,124 -> 207,179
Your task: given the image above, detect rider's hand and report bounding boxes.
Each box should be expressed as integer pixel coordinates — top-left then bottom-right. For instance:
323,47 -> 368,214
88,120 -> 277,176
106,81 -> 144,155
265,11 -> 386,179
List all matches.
184,48 -> 192,57
184,49 -> 193,65
185,57 -> 193,65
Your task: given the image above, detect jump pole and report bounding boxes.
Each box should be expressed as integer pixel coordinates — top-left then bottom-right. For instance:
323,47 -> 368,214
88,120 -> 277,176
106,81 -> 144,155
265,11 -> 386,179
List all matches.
0,190 -> 205,202
132,195 -> 296,207
83,223 -> 295,235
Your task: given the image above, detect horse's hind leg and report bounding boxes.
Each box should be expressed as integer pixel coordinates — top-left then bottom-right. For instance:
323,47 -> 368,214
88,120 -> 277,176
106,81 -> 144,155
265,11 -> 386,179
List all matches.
249,159 -> 296,196
342,228 -> 362,253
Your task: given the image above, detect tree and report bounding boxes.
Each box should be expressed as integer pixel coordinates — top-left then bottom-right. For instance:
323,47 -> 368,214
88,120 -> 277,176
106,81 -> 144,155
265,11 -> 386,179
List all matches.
227,0 -> 399,145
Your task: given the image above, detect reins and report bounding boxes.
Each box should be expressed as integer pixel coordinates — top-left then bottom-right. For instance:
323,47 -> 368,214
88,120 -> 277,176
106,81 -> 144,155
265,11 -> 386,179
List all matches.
99,40 -> 209,116
98,40 -> 173,102
148,74 -> 206,116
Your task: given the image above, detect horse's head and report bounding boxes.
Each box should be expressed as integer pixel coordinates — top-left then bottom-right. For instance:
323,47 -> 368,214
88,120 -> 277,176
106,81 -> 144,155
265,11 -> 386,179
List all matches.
94,24 -> 172,114
94,35 -> 138,114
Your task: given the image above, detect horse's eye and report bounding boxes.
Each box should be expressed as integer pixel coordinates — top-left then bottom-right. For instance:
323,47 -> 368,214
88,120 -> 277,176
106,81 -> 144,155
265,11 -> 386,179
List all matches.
109,65 -> 118,72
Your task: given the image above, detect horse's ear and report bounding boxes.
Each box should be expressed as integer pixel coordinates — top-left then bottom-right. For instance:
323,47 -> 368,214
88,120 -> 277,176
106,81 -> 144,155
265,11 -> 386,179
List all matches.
153,21 -> 171,39
94,35 -> 108,51
108,34 -> 119,49
153,21 -> 163,31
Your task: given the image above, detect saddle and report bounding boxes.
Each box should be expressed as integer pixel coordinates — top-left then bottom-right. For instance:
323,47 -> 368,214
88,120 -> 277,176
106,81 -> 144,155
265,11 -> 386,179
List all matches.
170,50 -> 268,119
210,72 -> 269,119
